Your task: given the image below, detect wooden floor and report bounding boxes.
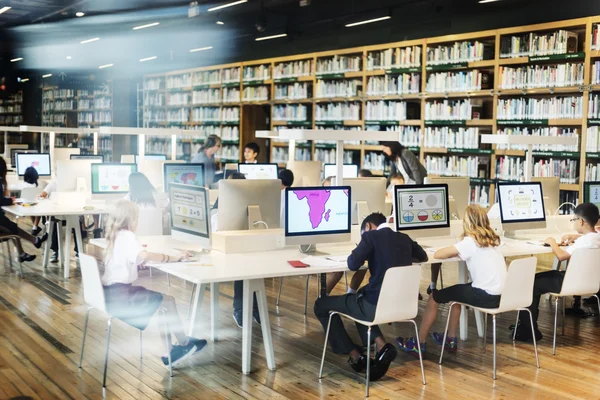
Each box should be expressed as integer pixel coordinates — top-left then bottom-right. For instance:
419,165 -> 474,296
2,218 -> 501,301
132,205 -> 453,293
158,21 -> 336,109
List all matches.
0,229 -> 598,399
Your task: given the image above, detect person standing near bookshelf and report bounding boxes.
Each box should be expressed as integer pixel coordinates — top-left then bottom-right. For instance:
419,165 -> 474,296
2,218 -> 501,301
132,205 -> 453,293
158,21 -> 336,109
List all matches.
191,134 -> 222,187
380,141 -> 427,185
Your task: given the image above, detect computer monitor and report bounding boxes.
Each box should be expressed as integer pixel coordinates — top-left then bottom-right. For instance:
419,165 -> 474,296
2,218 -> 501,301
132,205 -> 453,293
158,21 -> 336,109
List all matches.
71,154 -> 104,161
238,163 -> 279,180
428,177 -> 470,220
11,149 -> 38,168
532,177 -> 560,216
16,153 -> 51,177
4,144 -> 28,160
285,186 -> 352,245
218,179 -> 281,231
135,154 -> 167,163
584,181 -> 600,209
56,159 -> 103,192
394,184 -> 451,238
287,160 -> 322,187
91,163 -> 137,194
323,164 -> 359,180
170,183 -> 211,249
163,163 -> 205,193
340,177 -> 386,225
497,181 -> 546,234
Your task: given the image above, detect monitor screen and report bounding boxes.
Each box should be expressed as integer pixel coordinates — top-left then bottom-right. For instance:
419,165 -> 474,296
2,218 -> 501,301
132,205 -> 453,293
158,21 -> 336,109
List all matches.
164,163 -> 204,192
285,186 -> 351,237
135,154 -> 167,163
91,163 -> 137,194
16,153 -> 51,176
323,164 -> 359,179
394,184 -> 450,231
497,182 -> 546,224
584,182 -> 600,208
169,183 -> 210,239
238,163 -> 278,180
11,149 -> 37,167
71,154 -> 104,161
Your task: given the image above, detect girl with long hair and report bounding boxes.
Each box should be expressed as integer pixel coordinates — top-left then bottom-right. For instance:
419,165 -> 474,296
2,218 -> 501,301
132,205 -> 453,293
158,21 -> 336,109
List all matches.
191,134 -> 222,187
125,172 -> 169,210
397,204 -> 507,356
380,141 -> 427,185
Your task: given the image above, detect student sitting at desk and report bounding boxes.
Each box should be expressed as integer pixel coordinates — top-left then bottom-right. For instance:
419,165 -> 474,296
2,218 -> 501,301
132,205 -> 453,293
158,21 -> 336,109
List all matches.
243,142 -> 260,164
397,205 -> 506,356
315,212 -> 428,380
513,203 -> 600,342
23,167 -> 42,235
0,158 -> 47,262
102,200 -> 207,367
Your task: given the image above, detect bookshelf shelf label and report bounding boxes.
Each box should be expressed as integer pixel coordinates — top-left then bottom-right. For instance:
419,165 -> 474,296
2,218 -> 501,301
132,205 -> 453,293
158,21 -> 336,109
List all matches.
426,62 -> 468,71
242,80 -> 265,86
274,77 -> 299,83
316,121 -> 343,126
425,120 -> 467,126
448,148 -> 493,155
529,52 -> 585,63
588,119 -> 600,126
222,82 -> 240,87
497,119 -> 548,126
316,73 -> 346,80
532,151 -> 580,158
470,177 -> 494,185
586,152 -> 600,159
385,67 -> 421,74
365,120 -> 400,125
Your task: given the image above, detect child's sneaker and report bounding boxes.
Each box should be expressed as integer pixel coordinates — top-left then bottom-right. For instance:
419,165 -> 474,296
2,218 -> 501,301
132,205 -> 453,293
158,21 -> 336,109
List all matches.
161,341 -> 198,368
396,337 -> 426,357
431,332 -> 458,352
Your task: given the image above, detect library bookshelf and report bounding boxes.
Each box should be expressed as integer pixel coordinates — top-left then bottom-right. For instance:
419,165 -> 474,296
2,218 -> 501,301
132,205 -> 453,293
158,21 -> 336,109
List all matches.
0,92 -> 27,154
144,16 -> 600,207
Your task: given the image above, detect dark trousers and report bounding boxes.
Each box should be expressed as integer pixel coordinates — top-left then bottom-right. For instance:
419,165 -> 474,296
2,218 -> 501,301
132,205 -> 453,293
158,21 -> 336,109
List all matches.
233,280 -> 258,314
520,270 -> 565,332
314,292 -> 381,355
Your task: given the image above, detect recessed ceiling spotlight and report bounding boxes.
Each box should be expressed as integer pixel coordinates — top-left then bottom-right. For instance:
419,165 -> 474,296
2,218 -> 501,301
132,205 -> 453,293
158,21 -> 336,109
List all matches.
66,56 -> 72,60
10,57 -> 23,62
0,7 -> 11,15
99,63 -> 114,69
133,22 -> 160,30
479,0 -> 501,3
75,11 -> 85,17
217,21 -> 224,25
80,37 -> 100,44
140,56 -> 157,62
42,74 -> 52,78
190,46 -> 213,53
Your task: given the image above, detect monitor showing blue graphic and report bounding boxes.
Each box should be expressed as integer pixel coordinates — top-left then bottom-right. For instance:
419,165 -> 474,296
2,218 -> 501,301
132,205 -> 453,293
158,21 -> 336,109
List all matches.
135,154 -> 167,163
163,163 -> 204,192
16,153 -> 51,177
394,184 -> 450,231
323,164 -> 359,179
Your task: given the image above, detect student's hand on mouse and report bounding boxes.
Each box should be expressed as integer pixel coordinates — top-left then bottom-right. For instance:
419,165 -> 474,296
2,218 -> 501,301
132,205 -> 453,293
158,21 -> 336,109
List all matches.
177,252 -> 192,262
560,234 -> 575,245
544,237 -> 557,247
39,192 -> 48,199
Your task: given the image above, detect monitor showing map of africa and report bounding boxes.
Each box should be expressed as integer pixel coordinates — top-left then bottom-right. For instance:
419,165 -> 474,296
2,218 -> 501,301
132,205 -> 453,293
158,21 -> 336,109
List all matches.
286,187 -> 351,235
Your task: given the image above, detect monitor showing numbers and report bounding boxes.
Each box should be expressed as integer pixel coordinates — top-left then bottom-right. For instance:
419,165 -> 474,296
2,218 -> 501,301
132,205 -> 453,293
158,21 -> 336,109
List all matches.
323,164 -> 359,179
584,182 -> 600,209
169,183 -> 210,239
394,184 -> 450,231
497,182 -> 546,224
238,163 -> 278,180
91,163 -> 137,194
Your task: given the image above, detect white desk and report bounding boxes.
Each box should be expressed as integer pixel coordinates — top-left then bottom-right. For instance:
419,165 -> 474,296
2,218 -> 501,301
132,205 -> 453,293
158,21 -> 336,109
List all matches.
2,200 -> 109,278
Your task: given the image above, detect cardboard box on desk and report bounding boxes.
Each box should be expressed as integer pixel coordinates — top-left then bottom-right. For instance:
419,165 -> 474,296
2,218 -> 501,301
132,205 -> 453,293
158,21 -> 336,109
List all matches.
212,229 -> 285,253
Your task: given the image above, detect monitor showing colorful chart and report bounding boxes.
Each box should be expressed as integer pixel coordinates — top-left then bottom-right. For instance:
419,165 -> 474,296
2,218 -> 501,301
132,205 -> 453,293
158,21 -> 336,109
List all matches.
91,163 -> 137,194
163,163 -> 205,192
394,184 -> 450,231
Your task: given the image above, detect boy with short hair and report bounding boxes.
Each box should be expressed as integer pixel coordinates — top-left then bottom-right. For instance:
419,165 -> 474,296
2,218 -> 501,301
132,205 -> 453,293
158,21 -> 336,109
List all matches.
314,212 -> 428,381
243,142 -> 260,163
513,202 -> 600,342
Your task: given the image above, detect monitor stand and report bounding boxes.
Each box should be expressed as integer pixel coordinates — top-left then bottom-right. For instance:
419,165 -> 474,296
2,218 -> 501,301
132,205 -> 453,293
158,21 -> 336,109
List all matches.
247,205 -> 267,230
299,244 -> 329,256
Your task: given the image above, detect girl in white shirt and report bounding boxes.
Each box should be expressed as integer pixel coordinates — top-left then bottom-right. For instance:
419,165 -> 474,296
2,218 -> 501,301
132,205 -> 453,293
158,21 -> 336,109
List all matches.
102,200 -> 206,367
397,204 -> 506,356
23,167 -> 42,235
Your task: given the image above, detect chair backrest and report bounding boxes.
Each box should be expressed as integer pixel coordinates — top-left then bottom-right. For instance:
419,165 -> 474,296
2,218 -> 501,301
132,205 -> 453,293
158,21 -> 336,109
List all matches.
135,207 -> 164,236
79,253 -> 107,312
20,186 -> 45,202
372,265 -> 422,325
497,257 -> 537,312
560,248 -> 600,296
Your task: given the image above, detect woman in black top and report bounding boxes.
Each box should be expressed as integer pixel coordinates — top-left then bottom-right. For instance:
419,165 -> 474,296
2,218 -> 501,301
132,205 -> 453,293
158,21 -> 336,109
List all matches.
0,158 -> 47,262
380,141 -> 427,185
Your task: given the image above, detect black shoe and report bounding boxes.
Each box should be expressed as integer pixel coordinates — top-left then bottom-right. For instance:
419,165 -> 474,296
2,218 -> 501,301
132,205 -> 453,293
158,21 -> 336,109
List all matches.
233,310 -> 243,328
418,293 -> 423,301
369,343 -> 397,382
34,233 -> 48,249
31,226 -> 41,236
93,228 -> 103,239
19,253 -> 36,263
348,354 -> 369,373
427,286 -> 436,295
583,296 -> 600,307
565,307 -> 590,318
512,323 -> 543,343
252,310 -> 261,325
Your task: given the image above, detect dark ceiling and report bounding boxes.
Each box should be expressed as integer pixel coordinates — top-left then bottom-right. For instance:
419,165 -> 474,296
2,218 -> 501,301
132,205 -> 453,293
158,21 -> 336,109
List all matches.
2,0 -> 600,82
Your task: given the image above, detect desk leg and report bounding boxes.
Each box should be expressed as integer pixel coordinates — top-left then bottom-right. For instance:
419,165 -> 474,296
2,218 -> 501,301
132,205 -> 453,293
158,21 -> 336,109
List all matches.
242,278 -> 275,375
73,218 -> 84,259
320,273 -> 326,298
458,261 -> 469,341
188,283 -> 206,338
42,219 -> 54,269
63,218 -> 74,279
210,282 -> 219,343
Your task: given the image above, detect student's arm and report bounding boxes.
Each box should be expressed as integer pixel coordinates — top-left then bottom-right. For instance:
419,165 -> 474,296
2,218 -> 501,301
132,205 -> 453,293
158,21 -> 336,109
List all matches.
434,245 -> 460,260
347,235 -> 373,271
411,240 -> 428,262
560,233 -> 580,245
137,250 -> 188,266
544,237 -> 571,262
0,196 -> 12,206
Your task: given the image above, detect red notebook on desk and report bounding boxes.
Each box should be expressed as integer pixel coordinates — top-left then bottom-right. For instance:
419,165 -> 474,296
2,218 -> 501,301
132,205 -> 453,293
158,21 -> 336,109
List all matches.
288,260 -> 309,268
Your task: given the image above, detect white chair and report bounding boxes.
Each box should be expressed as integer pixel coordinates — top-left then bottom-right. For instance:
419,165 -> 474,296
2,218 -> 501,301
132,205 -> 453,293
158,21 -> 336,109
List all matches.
20,186 -> 45,201
547,248 -> 600,355
135,207 -> 168,282
439,257 -> 540,380
78,253 -> 173,388
318,265 -> 425,398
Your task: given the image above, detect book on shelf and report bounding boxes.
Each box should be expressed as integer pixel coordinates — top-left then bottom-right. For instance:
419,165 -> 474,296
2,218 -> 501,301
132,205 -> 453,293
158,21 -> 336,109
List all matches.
243,86 -> 269,102
426,41 -> 491,65
193,70 -> 220,86
365,100 -> 409,121
273,60 -> 312,79
274,82 -> 309,100
366,46 -> 422,70
587,126 -> 600,152
314,148 -> 354,165
363,152 -> 387,173
223,88 -> 241,103
469,185 -> 490,208
144,78 -> 165,90
424,99 -> 474,120
496,127 -> 579,151
167,92 -> 191,106
222,67 -> 240,84
497,96 -> 583,120
499,63 -> 584,89
500,30 -> 578,58
192,107 -> 220,122
425,70 -> 489,93
425,155 -> 481,178
167,74 -> 192,89
315,79 -> 361,98
366,74 -> 420,96
167,109 -> 190,123
243,65 -> 271,81
424,127 -> 479,149
315,102 -> 361,121
192,89 -> 221,104
496,155 -> 578,184
273,104 -> 308,121
316,55 -> 361,74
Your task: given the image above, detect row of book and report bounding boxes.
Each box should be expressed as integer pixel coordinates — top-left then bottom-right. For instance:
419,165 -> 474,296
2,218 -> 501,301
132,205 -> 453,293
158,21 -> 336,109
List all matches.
314,149 -> 355,165
424,155 -> 480,178
167,109 -> 189,123
586,126 -> 600,152
274,60 -> 313,79
222,88 -> 241,103
0,115 -> 22,125
272,147 -> 312,163
192,107 -> 239,122
144,110 -> 166,123
585,163 -> 600,181
189,125 -> 221,137
243,86 -> 269,102
43,89 -> 76,99
498,63 -> 584,89
423,127 -> 480,149
316,55 -> 361,74
46,100 -> 75,111
144,78 -> 164,90
364,100 -> 406,121
192,89 -> 221,104
499,30 -> 578,58
426,41 -> 487,65
425,70 -> 486,93
167,92 -> 190,106
243,65 -> 270,81
496,127 -> 579,151
592,61 -> 600,85
273,104 -> 309,121
316,103 -> 361,121
364,125 -> 421,147
366,46 -> 422,70
497,96 -> 583,120
222,68 -> 240,83
363,152 -> 388,172
218,145 -> 240,161
274,83 -> 309,100
0,104 -> 21,113
220,126 -> 240,141
80,111 -> 112,123
366,74 -> 420,96
144,93 -> 165,106
591,23 -> 600,50
193,71 -> 221,85
424,99 -> 473,120
94,98 -> 112,109
315,79 -> 361,98
469,185 -> 490,208
495,156 -> 578,183
167,74 -> 192,89
587,94 -> 600,118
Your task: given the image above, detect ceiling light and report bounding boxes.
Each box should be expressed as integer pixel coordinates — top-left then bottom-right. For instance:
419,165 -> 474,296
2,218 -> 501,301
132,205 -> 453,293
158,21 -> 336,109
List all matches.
42,74 -> 52,78
345,16 -> 391,27
190,46 -> 213,53
0,7 -> 11,15
479,0 -> 500,2
140,56 -> 157,62
133,22 -> 160,30
208,0 -> 247,12
10,58 -> 23,62
66,56 -> 72,60
75,11 -> 85,17
80,37 -> 100,44
216,21 -> 224,25
255,33 -> 287,41
99,63 -> 114,69
20,78 -> 29,83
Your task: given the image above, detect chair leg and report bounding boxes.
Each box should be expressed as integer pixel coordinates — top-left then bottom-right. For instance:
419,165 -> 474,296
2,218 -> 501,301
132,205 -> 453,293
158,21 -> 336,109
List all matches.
561,296 -> 565,336
276,277 -> 283,306
512,310 -> 520,342
410,320 -> 426,385
318,312 -> 335,379
187,284 -> 196,320
553,297 -> 559,356
366,327 -> 372,398
6,241 -> 13,272
12,238 -> 23,277
304,275 -> 310,315
344,271 -> 348,291
524,308 -> 540,368
483,313 -> 487,354
492,315 -> 497,380
102,318 -> 113,388
439,302 -> 455,365
139,331 -> 143,360
78,308 -> 91,368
